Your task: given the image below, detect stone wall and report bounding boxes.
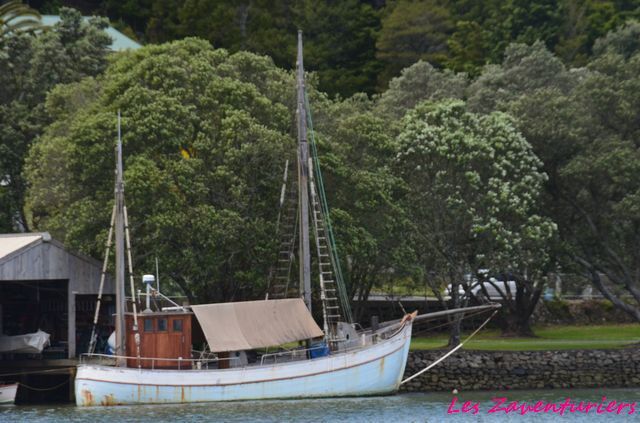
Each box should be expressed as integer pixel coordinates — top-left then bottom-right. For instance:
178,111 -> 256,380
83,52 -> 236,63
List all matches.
401,349 -> 640,392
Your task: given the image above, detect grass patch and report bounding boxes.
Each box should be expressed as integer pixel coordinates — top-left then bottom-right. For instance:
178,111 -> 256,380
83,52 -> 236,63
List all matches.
410,324 -> 640,351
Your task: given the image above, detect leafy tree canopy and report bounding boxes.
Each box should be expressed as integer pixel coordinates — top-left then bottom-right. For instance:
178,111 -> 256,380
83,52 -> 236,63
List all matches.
376,0 -> 454,86
26,38 -> 296,304
462,25 -> 640,322
395,100 -> 556,337
376,60 -> 467,119
0,7 -> 110,232
466,41 -> 575,114
158,0 -> 382,98
593,19 -> 640,59
559,37 -> 640,319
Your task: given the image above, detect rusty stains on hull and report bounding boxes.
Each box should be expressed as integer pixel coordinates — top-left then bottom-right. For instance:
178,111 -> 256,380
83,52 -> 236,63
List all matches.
81,389 -> 95,406
101,393 -> 121,406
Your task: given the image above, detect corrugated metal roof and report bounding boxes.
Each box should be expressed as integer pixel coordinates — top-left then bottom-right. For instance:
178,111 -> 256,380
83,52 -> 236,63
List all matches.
41,15 -> 142,51
0,233 -> 45,260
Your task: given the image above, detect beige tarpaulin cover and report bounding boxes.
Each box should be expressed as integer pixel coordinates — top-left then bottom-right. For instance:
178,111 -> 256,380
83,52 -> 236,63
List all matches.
191,298 -> 324,352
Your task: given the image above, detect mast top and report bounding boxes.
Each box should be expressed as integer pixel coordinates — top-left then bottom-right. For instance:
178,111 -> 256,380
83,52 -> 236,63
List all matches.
116,110 -> 124,192
296,31 -> 306,144
297,30 -> 303,69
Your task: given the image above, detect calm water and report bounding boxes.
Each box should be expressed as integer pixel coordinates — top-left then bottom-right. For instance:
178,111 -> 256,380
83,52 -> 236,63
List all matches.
2,389 -> 640,422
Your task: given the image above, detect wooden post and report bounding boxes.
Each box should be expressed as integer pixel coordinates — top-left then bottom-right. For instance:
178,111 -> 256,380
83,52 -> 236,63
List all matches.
69,367 -> 76,403
67,288 -> 76,358
296,30 -> 312,313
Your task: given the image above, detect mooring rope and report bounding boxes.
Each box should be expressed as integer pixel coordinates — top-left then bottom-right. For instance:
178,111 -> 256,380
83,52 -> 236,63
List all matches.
0,367 -> 75,378
18,379 -> 69,391
400,309 -> 499,385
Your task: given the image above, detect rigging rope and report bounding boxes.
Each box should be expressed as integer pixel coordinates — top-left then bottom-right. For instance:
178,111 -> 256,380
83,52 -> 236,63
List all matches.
304,91 -> 353,323
123,205 -> 142,365
400,309 -> 499,385
88,205 -> 116,355
410,308 -> 497,337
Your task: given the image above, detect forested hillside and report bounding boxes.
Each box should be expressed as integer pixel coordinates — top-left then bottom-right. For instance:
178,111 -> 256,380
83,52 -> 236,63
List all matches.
26,0 -> 640,97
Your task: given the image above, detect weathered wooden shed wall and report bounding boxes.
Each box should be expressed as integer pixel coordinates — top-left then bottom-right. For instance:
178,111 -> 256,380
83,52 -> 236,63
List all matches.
0,233 -> 113,358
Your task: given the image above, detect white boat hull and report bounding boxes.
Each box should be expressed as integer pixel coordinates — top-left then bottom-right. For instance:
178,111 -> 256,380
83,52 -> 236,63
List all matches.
0,383 -> 17,405
75,322 -> 412,406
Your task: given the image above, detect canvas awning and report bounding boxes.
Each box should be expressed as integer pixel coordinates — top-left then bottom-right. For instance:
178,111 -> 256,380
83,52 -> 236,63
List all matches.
191,298 -> 324,352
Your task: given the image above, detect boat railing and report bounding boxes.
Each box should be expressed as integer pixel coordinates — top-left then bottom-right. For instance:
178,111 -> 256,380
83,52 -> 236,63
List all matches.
79,322 -> 409,370
259,344 -> 326,365
258,323 -> 408,365
79,353 -> 239,370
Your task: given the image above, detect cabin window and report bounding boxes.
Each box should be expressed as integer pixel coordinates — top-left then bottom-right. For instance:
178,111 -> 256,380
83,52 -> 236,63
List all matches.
143,318 -> 154,332
173,319 -> 183,332
158,318 -> 167,331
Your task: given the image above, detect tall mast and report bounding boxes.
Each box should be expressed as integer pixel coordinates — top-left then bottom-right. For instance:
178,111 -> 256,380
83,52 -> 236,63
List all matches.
114,111 -> 127,366
296,31 -> 312,312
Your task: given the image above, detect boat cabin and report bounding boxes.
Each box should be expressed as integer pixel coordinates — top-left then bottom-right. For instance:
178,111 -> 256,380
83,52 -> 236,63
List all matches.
125,311 -> 193,369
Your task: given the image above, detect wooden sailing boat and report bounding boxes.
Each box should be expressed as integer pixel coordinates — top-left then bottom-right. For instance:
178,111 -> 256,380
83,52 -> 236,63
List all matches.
75,32 -> 419,406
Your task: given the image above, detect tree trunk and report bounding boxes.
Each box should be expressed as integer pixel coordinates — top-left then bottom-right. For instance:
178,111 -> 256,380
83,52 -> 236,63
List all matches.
494,274 -> 542,338
448,315 -> 462,347
499,311 -> 535,337
573,255 -> 640,322
447,276 -> 465,347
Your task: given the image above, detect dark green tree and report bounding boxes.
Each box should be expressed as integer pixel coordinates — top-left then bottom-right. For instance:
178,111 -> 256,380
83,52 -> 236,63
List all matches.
376,59 -> 467,119
376,0 -> 454,87
593,19 -> 640,59
292,0 -> 382,97
395,100 -> 555,340
26,39 -> 296,304
0,7 -> 110,232
561,40 -> 640,320
467,30 -> 640,321
166,0 -> 382,97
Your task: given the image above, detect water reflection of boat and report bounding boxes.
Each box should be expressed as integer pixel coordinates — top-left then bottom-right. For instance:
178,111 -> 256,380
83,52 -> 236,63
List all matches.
0,383 -> 17,405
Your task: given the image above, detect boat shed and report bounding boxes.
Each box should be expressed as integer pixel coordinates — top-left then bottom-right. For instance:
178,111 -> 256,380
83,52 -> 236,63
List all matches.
0,232 -> 114,359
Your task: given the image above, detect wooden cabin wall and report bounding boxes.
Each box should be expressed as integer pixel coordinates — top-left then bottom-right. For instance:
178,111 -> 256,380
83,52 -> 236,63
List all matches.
125,314 -> 192,369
